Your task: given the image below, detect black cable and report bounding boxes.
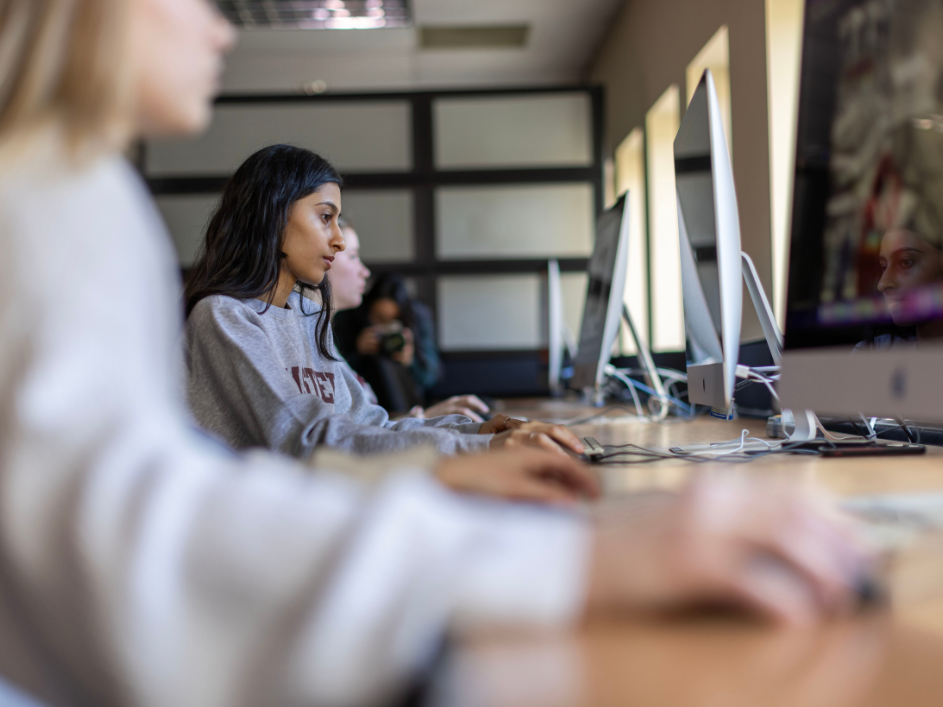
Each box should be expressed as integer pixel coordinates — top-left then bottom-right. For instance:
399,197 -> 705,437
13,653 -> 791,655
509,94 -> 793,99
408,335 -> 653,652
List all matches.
848,419 -> 870,439
894,417 -> 917,443
590,439 -> 822,465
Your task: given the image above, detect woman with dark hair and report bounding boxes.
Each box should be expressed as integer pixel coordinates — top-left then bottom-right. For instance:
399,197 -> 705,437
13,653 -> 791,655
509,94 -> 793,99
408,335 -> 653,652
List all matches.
184,144 -> 586,460
185,143 -> 341,355
334,272 -> 441,412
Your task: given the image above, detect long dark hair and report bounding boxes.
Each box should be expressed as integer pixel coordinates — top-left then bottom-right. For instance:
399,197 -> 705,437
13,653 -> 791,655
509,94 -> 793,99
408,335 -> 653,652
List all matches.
184,144 -> 342,360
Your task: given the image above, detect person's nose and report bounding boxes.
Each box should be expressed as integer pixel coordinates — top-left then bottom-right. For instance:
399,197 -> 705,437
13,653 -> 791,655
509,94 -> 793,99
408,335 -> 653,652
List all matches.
211,4 -> 238,54
877,267 -> 895,293
362,264 -> 372,279
331,223 -> 346,253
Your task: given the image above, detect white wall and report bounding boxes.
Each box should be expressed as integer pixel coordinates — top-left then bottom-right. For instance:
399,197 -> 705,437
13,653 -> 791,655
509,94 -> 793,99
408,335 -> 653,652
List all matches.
588,0 -> 774,343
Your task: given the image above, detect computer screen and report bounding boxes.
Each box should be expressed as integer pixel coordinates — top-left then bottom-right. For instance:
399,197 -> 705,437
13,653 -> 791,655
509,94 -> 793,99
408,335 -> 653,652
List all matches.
570,194 -> 628,391
786,0 -> 943,353
676,69 -> 748,411
677,106 -> 722,346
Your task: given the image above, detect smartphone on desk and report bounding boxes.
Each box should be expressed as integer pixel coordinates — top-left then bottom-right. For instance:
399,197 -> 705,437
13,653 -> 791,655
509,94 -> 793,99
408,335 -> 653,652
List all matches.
819,442 -> 926,458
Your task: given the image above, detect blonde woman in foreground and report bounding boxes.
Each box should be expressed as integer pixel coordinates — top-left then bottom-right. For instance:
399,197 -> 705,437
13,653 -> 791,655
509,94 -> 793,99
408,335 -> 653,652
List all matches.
0,1 -> 874,707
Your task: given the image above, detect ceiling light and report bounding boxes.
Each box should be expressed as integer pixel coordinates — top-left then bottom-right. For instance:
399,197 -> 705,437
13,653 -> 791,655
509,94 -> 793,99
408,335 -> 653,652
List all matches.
326,16 -> 386,29
419,25 -> 530,50
301,79 -> 329,94
216,0 -> 410,29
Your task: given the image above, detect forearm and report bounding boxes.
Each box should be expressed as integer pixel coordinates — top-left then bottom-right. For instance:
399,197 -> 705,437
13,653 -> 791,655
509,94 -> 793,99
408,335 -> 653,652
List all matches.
315,416 -> 492,457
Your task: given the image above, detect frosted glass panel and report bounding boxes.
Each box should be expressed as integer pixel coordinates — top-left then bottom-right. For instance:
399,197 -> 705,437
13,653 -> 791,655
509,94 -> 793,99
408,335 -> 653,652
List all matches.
561,272 -> 588,348
438,275 -> 541,351
341,190 -> 414,263
646,85 -> 684,352
615,129 -> 649,355
436,183 -> 594,260
146,101 -> 412,176
155,194 -> 220,267
435,94 -> 593,169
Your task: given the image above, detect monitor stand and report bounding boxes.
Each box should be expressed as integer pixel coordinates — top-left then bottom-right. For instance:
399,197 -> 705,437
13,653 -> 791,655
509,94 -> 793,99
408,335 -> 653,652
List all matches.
622,304 -> 670,421
686,253 -> 783,419
741,251 -> 783,365
548,259 -> 564,395
741,252 -> 819,440
547,259 -> 577,397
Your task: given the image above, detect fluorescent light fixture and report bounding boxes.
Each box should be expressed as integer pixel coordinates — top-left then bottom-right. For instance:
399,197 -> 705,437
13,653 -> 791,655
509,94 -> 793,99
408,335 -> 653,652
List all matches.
215,0 -> 411,29
419,25 -> 530,49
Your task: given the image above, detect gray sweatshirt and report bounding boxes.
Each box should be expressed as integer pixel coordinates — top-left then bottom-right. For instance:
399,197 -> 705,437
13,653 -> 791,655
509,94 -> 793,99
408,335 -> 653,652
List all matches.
186,292 -> 491,457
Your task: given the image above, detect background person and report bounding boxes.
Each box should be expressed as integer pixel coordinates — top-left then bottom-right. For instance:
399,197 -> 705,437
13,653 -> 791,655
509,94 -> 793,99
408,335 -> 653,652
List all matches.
335,272 -> 438,413
329,219 -> 490,421
0,1 -> 874,706
856,140 -> 943,349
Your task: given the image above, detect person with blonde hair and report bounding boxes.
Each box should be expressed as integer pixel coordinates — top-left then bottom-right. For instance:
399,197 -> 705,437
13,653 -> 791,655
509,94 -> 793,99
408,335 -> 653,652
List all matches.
329,216 -> 492,421
0,1 -> 873,706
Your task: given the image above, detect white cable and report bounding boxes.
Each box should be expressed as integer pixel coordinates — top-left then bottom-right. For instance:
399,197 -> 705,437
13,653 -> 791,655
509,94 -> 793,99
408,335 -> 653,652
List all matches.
607,367 -> 645,419
857,414 -> 877,440
741,369 -> 781,402
708,429 -> 777,457
814,415 -> 866,441
750,373 -> 780,402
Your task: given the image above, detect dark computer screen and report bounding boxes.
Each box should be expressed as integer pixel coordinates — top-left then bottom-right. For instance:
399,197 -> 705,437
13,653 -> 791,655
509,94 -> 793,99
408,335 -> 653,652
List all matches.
676,77 -> 723,347
570,194 -> 625,389
786,0 -> 943,351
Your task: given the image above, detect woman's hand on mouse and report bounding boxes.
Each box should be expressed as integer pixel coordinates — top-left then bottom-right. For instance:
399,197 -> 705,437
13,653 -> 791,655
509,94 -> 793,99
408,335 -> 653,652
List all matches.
482,416 -> 585,456
585,477 -> 875,625
434,449 -> 600,503
418,395 -> 490,422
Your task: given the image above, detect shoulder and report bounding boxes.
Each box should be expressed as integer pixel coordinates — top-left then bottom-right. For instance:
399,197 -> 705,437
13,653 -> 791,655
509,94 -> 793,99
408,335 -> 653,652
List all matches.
411,300 -> 435,329
289,290 -> 322,317
191,294 -> 263,319
189,295 -> 267,335
0,151 -> 179,318
0,156 -> 138,243
2,150 -> 148,218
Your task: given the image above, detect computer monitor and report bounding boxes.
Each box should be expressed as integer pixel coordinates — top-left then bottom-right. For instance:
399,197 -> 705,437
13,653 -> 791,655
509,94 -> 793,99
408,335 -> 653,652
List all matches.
677,69 -> 783,415
676,69 -> 745,413
780,0 -> 943,423
548,258 -> 564,394
570,195 -> 630,392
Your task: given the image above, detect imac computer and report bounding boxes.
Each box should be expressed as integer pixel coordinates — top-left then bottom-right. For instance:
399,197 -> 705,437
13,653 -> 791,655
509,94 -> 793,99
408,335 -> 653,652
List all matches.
779,0 -> 943,424
571,195 -> 631,393
548,259 -> 565,394
547,258 -> 577,395
570,194 -> 667,412
676,68 -> 783,416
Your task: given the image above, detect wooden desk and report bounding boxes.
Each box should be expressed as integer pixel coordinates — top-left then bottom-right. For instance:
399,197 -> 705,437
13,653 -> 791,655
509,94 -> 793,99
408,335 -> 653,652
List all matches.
437,404 -> 943,707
